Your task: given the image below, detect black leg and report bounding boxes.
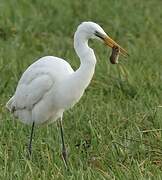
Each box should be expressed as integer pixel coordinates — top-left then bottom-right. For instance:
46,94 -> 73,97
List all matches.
28,121 -> 35,156
58,118 -> 68,169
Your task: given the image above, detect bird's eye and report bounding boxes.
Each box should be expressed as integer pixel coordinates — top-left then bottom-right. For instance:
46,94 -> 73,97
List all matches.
94,31 -> 104,40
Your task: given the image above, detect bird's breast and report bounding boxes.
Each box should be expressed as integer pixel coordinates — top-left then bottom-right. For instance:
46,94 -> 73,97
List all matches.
53,80 -> 85,110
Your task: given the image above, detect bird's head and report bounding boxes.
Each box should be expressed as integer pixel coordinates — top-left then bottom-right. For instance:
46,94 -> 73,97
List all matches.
76,22 -> 128,62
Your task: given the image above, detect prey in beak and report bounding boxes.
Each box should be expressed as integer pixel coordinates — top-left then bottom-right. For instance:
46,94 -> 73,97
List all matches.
95,31 -> 128,64
110,46 -> 120,64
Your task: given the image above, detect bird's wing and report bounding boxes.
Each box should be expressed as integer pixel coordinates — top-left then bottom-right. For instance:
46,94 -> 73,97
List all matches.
14,73 -> 53,110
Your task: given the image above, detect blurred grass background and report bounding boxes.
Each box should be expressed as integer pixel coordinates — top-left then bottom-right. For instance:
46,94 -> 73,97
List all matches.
0,0 -> 162,179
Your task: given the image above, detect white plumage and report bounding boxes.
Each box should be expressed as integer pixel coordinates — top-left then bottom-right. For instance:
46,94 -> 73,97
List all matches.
6,22 -> 111,125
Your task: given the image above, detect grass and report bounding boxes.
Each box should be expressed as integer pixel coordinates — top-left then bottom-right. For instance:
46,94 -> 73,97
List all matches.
0,0 -> 162,179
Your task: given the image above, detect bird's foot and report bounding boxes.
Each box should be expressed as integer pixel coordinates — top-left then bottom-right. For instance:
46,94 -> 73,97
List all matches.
61,147 -> 69,170
28,147 -> 32,156
28,145 -> 32,158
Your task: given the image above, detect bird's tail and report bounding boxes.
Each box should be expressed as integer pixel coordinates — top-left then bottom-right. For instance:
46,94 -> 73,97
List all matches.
6,96 -> 15,113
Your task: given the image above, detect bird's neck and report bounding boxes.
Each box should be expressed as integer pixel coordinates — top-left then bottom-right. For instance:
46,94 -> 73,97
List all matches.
72,31 -> 96,90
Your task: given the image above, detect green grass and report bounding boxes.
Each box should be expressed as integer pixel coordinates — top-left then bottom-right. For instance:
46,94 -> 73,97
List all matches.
0,0 -> 162,179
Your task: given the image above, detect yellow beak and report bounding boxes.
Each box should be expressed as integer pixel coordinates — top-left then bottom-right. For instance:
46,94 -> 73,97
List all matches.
103,35 -> 129,57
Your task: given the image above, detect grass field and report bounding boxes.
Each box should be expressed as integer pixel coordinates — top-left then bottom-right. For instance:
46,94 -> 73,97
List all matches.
0,0 -> 162,179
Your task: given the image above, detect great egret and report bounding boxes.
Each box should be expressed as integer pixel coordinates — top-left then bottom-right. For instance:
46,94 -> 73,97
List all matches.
6,21 -> 128,167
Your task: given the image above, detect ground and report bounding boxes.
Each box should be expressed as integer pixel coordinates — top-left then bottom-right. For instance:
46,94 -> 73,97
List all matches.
0,0 -> 162,179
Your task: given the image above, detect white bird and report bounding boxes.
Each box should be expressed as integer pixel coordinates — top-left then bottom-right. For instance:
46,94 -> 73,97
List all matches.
6,21 -> 128,167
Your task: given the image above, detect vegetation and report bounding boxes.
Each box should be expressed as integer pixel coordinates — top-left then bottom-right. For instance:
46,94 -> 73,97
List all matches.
0,0 -> 162,179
